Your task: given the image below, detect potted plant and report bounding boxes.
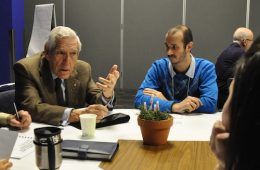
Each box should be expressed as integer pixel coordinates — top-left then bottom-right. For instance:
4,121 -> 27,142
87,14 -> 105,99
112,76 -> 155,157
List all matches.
137,105 -> 173,146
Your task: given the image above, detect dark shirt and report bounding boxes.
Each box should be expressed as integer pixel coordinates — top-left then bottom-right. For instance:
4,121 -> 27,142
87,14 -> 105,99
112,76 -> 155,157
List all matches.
215,43 -> 245,109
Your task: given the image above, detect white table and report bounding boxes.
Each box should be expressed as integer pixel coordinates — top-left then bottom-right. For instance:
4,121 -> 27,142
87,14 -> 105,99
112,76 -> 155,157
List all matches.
9,109 -> 222,170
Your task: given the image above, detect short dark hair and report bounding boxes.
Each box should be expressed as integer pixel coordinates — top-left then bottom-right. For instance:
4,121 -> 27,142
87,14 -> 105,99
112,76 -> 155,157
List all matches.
166,25 -> 193,48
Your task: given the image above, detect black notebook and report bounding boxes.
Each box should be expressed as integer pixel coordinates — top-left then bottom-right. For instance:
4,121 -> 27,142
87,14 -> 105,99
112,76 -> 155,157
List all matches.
62,140 -> 119,161
70,113 -> 130,129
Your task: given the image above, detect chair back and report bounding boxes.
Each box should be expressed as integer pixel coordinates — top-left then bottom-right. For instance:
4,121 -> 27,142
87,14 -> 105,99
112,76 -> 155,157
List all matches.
0,83 -> 15,114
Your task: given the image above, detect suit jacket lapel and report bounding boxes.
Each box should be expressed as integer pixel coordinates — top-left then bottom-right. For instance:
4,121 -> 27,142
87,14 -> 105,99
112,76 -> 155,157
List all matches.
65,71 -> 81,107
39,56 -> 57,104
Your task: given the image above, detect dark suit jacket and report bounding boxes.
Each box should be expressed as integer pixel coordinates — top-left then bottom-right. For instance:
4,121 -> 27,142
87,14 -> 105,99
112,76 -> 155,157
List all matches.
215,43 -> 245,109
14,52 -> 103,125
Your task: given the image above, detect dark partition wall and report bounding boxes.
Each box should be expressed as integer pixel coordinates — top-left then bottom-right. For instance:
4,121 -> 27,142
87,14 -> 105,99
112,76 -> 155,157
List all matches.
250,0 -> 260,37
186,0 -> 246,63
66,0 -> 121,86
124,0 -> 182,89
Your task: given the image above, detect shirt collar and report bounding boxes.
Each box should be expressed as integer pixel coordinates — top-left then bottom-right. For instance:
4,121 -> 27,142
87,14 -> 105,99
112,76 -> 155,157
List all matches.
168,54 -> 195,78
51,72 -> 65,83
51,72 -> 58,80
186,54 -> 195,78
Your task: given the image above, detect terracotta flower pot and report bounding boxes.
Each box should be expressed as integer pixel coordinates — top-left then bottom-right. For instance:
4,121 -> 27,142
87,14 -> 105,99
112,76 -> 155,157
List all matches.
138,115 -> 173,146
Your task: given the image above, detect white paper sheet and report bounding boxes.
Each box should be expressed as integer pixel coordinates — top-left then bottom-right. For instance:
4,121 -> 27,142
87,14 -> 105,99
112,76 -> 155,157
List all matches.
11,134 -> 34,159
27,4 -> 56,57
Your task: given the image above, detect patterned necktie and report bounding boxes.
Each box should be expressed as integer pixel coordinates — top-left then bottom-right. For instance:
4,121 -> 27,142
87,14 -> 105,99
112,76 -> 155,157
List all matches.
55,78 -> 66,106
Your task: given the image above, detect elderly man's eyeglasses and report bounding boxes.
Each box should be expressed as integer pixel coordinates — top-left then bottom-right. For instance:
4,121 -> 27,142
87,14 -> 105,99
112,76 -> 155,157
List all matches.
164,42 -> 179,50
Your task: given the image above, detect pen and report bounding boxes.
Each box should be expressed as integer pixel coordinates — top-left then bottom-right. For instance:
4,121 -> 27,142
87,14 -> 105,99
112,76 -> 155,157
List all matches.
13,102 -> 20,120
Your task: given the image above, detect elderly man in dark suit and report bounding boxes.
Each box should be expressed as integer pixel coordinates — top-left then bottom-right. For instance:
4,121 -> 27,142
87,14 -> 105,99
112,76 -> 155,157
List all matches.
14,26 -> 120,126
215,27 -> 253,109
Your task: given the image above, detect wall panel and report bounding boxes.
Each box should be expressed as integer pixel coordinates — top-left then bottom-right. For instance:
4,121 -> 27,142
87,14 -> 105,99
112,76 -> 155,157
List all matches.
186,0 -> 246,63
66,0 -> 121,84
250,0 -> 260,37
124,0 -> 182,89
22,0 -> 257,90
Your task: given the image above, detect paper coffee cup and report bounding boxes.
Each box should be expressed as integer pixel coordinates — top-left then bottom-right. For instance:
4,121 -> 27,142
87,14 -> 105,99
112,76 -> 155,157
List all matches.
80,114 -> 97,138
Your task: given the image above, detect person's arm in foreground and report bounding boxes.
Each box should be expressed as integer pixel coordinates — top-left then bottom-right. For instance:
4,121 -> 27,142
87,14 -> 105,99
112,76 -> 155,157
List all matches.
0,111 -> 31,129
210,120 -> 229,170
0,159 -> 12,170
8,110 -> 31,129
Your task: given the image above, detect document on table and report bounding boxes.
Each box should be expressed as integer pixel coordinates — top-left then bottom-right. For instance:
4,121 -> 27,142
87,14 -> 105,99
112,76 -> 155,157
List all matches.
0,129 -> 18,159
11,134 -> 34,159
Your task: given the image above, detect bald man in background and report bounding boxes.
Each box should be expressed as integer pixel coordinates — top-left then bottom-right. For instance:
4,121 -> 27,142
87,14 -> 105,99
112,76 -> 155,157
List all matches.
215,27 -> 253,109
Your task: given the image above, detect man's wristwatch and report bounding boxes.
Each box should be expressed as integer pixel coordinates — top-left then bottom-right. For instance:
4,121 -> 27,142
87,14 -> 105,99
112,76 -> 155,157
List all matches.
102,91 -> 114,101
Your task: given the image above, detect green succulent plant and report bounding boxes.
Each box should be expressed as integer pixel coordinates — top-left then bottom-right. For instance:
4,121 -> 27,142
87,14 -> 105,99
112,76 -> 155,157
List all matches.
139,106 -> 170,121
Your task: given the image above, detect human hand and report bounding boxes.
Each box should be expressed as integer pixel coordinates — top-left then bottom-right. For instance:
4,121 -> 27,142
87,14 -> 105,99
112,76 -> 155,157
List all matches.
0,159 -> 12,170
96,65 -> 120,98
209,120 -> 229,167
143,88 -> 167,100
172,96 -> 202,113
69,104 -> 109,123
8,110 -> 31,129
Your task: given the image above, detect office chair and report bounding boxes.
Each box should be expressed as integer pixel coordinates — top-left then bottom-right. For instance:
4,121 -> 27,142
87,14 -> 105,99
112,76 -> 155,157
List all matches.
0,83 -> 15,114
0,82 -> 15,92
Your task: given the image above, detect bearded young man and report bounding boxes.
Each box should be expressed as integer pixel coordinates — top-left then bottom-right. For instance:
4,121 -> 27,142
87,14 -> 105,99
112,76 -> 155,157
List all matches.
135,25 -> 217,113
